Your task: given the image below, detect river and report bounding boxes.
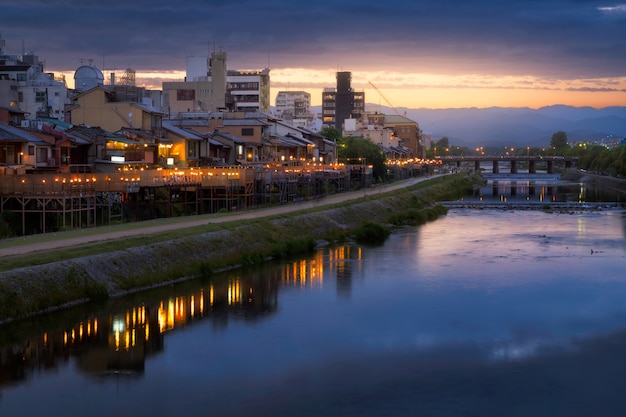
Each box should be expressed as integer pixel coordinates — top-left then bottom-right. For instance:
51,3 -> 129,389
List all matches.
1,176 -> 626,416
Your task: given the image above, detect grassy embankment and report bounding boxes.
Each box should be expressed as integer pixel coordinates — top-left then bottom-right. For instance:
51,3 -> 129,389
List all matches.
0,174 -> 478,323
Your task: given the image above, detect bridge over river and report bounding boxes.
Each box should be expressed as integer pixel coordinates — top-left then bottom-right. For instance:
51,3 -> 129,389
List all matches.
436,155 -> 578,174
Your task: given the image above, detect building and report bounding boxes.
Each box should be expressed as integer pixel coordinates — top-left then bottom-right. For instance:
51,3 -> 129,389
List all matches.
0,120 -> 79,173
65,86 -> 170,171
162,51 -> 270,116
365,112 -> 423,158
321,71 -> 365,130
343,112 -> 423,159
274,90 -> 313,124
0,35 -> 69,120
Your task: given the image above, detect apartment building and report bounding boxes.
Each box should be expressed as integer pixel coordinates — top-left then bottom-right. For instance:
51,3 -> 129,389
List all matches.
321,71 -> 365,130
361,112 -> 423,158
162,51 -> 270,116
0,35 -> 69,120
274,90 -> 313,123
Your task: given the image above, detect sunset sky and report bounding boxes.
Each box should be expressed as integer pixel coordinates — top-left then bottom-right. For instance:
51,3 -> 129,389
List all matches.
2,0 -> 626,109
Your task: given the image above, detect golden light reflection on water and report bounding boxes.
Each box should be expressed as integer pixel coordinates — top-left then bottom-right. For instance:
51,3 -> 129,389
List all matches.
2,245 -> 363,382
578,217 -> 587,239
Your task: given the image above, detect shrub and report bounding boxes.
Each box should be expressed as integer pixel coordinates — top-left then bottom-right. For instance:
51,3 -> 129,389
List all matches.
353,221 -> 391,244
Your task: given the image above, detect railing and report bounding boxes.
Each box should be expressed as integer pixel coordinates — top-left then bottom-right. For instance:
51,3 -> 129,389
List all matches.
0,165 -> 348,195
436,155 -> 579,162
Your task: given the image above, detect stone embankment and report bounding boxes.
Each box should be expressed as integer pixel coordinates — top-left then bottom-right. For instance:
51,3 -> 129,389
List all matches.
562,169 -> 626,194
0,175 -> 477,324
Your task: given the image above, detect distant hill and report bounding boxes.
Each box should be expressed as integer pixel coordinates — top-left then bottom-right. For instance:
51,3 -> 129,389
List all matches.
310,105 -> 626,148
404,105 -> 626,148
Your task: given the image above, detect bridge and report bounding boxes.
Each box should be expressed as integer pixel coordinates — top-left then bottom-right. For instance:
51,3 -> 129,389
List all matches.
436,155 -> 578,174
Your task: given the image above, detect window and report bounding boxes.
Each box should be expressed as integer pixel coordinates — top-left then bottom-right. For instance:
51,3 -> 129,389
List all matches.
188,141 -> 199,158
37,147 -> 47,163
151,115 -> 162,129
227,81 -> 259,90
35,91 -> 46,103
28,145 -> 34,155
241,128 -> 254,136
177,89 -> 195,101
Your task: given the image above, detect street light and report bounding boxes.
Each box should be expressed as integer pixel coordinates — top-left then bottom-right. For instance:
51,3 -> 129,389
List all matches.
361,157 -> 367,196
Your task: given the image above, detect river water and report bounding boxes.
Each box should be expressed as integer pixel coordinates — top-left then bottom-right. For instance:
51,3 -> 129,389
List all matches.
1,177 -> 626,417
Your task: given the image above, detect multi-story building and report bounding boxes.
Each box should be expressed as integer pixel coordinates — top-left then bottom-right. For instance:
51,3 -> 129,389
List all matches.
274,90 -> 313,123
361,112 -> 423,158
162,51 -> 270,116
0,35 -> 69,120
321,71 -> 365,130
343,112 -> 423,159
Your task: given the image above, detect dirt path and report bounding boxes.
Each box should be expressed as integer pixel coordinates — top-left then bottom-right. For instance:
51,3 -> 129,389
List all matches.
0,176 -> 436,258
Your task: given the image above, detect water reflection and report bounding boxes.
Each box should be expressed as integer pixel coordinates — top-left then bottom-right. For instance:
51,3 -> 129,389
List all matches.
0,245 -> 363,387
473,179 -> 625,203
2,193 -> 626,416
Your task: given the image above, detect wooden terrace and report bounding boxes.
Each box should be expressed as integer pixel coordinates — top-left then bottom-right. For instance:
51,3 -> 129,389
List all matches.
0,163 -> 366,235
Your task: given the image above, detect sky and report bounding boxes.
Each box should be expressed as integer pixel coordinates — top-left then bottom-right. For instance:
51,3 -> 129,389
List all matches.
2,0 -> 626,110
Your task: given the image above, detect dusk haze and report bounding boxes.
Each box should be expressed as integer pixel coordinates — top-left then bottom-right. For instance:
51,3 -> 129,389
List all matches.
2,0 -> 626,109
2,3 -> 626,417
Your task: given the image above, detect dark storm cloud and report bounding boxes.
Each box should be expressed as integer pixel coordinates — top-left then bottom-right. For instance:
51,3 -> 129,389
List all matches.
1,0 -> 625,78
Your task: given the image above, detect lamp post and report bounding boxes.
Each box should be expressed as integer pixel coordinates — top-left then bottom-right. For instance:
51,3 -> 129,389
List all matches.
361,157 -> 367,196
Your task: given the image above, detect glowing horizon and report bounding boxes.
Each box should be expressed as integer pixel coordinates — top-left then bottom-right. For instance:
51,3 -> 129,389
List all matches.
55,67 -> 626,110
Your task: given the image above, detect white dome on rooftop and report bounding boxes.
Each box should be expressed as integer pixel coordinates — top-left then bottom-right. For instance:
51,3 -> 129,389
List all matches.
74,64 -> 104,91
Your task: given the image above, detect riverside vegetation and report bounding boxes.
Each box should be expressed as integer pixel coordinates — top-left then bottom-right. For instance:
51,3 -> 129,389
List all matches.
0,174 -> 478,324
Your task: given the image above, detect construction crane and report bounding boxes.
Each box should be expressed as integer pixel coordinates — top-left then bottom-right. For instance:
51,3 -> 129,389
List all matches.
368,81 -> 402,116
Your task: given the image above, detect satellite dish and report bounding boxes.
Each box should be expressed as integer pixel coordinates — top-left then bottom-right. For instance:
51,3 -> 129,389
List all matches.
128,112 -> 133,118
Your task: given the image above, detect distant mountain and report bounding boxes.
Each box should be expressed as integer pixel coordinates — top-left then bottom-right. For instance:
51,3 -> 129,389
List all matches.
400,105 -> 626,147
309,105 -> 626,148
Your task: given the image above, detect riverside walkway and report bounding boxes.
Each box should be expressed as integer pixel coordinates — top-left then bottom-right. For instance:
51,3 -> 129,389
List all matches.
0,175 -> 440,259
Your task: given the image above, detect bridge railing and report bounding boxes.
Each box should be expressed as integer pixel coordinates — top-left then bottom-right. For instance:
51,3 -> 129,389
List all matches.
436,155 -> 578,162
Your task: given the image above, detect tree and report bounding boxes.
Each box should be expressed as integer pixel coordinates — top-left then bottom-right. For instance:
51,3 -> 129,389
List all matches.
319,126 -> 342,143
338,136 -> 386,179
550,131 -> 569,150
436,137 -> 450,149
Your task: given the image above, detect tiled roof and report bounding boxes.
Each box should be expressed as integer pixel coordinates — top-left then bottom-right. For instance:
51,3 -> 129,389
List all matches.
0,123 -> 49,145
163,122 -> 203,140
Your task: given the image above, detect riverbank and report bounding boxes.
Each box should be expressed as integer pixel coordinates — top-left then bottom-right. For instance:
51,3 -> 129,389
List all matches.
562,169 -> 626,194
0,174 -> 478,324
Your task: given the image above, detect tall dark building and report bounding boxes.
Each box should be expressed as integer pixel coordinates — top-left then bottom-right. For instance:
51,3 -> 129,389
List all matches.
322,71 -> 364,130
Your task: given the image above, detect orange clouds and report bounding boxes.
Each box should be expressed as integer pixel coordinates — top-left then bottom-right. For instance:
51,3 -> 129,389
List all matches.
57,67 -> 626,110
